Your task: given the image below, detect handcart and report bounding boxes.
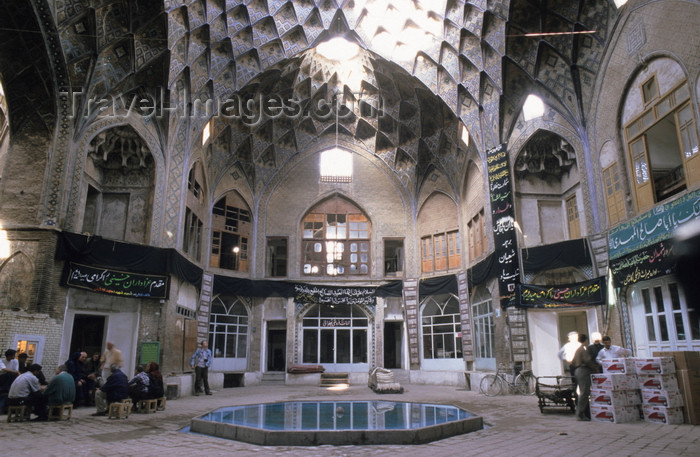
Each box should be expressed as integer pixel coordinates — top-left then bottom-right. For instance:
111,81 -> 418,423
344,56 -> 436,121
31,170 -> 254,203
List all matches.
535,376 -> 577,413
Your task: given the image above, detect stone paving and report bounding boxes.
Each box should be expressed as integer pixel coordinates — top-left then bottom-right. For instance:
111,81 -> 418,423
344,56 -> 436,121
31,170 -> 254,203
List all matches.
2,384 -> 698,457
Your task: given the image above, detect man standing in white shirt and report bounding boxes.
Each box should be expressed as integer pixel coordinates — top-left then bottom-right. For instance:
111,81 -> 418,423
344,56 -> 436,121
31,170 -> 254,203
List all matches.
596,335 -> 632,360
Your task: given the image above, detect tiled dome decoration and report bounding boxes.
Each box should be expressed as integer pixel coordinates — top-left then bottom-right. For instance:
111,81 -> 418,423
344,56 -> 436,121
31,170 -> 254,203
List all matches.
50,0 -> 616,172
205,45 -> 464,192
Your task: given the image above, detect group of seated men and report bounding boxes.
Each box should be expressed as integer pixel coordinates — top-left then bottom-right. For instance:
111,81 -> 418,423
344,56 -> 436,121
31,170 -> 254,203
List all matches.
2,358 -> 164,420
92,362 -> 164,416
6,363 -> 75,421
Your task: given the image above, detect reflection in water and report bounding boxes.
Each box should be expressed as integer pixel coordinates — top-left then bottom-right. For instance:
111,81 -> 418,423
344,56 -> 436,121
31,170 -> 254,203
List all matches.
199,400 -> 473,431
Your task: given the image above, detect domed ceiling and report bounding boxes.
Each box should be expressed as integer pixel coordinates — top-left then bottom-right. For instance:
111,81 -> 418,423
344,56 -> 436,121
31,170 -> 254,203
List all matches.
2,0 -> 618,189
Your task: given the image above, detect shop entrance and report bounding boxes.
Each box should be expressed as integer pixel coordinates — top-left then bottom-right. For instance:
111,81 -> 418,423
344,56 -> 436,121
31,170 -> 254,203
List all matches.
266,324 -> 286,372
383,322 -> 402,369
70,314 -> 105,358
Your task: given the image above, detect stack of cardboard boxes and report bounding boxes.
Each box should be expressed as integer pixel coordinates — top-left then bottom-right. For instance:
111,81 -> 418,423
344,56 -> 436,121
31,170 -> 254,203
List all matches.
590,358 -> 640,423
652,351 -> 700,425
588,352 -> 700,424
636,357 -> 684,424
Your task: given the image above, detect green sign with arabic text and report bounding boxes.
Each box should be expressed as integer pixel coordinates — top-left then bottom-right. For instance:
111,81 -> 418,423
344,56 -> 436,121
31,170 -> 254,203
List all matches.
608,189 -> 700,260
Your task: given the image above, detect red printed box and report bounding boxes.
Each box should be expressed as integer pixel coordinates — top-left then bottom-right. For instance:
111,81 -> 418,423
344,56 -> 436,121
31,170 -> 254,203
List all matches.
590,373 -> 638,390
591,389 -> 639,407
641,389 -> 684,408
634,357 -> 676,375
642,404 -> 684,424
638,373 -> 679,391
591,404 -> 640,423
601,358 -> 636,374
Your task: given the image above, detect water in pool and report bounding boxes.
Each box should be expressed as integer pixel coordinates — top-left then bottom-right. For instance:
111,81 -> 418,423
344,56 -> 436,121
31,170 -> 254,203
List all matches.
199,400 -> 474,431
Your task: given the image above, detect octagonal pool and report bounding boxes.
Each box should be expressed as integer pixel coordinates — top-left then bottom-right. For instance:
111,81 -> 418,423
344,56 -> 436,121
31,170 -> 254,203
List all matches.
190,400 -> 483,445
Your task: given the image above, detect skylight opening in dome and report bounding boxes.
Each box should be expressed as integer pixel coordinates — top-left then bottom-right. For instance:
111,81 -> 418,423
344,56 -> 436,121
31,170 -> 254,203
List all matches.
317,37 -> 360,61
320,148 -> 353,183
522,94 -> 545,121
614,0 -> 628,7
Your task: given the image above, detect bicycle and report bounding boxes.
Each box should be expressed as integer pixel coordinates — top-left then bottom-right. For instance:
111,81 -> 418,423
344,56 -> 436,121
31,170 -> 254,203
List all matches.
479,364 -> 537,396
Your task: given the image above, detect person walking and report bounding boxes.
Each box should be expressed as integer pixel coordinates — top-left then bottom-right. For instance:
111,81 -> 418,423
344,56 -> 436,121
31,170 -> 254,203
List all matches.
99,342 -> 123,381
571,334 -> 598,421
190,340 -> 212,396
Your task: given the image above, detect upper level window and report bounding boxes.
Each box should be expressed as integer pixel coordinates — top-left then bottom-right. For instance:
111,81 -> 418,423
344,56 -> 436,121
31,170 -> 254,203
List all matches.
211,192 -> 251,272
301,197 -> 370,276
467,210 -> 486,261
625,79 -> 699,210
522,94 -> 545,121
202,119 -> 213,145
188,167 -> 203,200
421,230 -> 460,273
320,148 -> 352,183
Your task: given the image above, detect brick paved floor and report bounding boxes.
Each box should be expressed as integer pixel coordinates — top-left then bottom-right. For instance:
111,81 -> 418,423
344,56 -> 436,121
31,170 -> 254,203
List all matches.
2,384 -> 697,456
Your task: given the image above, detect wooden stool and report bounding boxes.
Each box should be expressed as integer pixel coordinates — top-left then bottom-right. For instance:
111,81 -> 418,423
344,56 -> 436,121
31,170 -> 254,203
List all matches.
48,404 -> 73,421
7,405 -> 31,423
108,399 -> 132,419
156,396 -> 166,411
137,398 -> 158,413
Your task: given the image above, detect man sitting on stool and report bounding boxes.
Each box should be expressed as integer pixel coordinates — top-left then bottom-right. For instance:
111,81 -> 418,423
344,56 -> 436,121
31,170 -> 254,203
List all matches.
92,364 -> 128,416
8,364 -> 48,421
43,364 -> 75,411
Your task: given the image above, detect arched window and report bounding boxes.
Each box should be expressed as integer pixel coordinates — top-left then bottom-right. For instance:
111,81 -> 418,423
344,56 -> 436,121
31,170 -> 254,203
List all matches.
301,196 -> 370,276
622,63 -> 699,211
209,297 -> 248,371
302,304 -> 368,367
211,191 -> 251,271
420,294 -> 462,360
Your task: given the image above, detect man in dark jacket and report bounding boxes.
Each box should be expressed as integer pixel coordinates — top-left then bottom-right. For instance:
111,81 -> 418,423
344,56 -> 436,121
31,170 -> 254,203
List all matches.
92,364 -> 128,416
65,351 -> 88,406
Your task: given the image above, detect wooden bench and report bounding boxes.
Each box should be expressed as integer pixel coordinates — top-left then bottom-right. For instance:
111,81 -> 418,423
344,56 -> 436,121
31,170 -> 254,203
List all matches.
48,404 -> 73,421
137,398 -> 158,414
156,396 -> 166,411
7,405 -> 31,423
108,399 -> 132,419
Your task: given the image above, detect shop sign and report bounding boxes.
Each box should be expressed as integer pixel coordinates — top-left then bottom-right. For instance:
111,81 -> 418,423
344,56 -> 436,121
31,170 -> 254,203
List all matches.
609,189 -> 700,260
62,261 -> 170,299
517,277 -> 606,308
609,239 -> 675,287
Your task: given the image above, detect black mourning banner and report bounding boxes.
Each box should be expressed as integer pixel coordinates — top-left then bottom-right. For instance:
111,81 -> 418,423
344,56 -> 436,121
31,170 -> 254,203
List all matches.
487,143 -> 519,307
62,261 -> 170,299
293,284 -> 377,306
517,277 -> 607,308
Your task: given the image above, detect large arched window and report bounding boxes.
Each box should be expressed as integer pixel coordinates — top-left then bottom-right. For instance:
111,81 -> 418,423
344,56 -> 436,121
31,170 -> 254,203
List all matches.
420,294 -> 462,361
209,296 -> 248,371
301,196 -> 370,276
622,60 -> 699,211
302,304 -> 368,369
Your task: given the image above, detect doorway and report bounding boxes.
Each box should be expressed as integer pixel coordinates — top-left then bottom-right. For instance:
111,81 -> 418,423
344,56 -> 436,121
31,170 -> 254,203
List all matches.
558,311 -> 588,372
384,322 -> 402,369
70,314 -> 105,358
266,324 -> 286,372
